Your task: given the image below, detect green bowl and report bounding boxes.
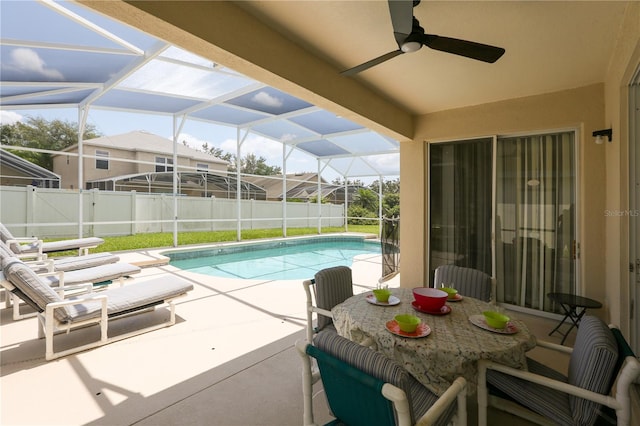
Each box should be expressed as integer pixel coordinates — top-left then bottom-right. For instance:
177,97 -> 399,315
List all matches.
483,311 -> 510,329
373,288 -> 392,303
441,287 -> 458,298
395,314 -> 421,333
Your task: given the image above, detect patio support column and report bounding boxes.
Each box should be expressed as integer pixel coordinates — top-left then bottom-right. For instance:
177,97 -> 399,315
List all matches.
236,128 -> 250,241
282,145 -> 294,237
317,160 -> 322,234
344,177 -> 348,232
76,106 -> 89,238
282,143 -> 287,237
172,115 -> 188,247
341,157 -> 356,232
378,175 -> 383,238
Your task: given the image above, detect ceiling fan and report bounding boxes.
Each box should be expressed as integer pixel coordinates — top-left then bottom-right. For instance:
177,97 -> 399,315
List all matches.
342,0 -> 505,76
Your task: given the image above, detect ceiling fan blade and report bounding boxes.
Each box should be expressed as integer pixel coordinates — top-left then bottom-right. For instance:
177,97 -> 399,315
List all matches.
388,0 -> 414,45
423,35 -> 505,63
341,50 -> 403,76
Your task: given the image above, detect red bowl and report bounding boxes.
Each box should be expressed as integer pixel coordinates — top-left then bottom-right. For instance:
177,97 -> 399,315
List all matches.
413,288 -> 448,311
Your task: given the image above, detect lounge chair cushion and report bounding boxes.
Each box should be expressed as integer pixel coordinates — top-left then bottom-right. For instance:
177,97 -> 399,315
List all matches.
15,237 -> 104,254
40,237 -> 104,253
314,266 -> 353,330
0,223 -> 103,254
98,276 -> 194,317
0,240 -> 16,260
314,331 -> 455,426
2,258 -> 72,322
3,257 -> 194,324
0,223 -> 23,254
64,276 -> 195,323
42,262 -> 141,286
53,252 -> 120,272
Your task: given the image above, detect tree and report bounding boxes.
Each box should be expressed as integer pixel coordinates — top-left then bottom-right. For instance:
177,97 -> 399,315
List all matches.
369,177 -> 400,194
347,205 -> 377,225
198,141 -> 233,163
0,116 -> 101,170
332,177 -> 365,187
228,153 -> 282,175
382,192 -> 400,218
352,187 -> 378,212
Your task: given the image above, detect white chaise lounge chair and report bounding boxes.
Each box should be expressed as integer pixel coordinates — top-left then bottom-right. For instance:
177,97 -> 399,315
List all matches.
1,245 -> 140,320
1,257 -> 194,360
0,240 -> 119,272
0,222 -> 104,259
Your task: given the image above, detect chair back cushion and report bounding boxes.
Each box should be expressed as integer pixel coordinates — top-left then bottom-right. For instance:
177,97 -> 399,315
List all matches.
308,338 -> 396,426
313,331 -> 451,425
0,223 -> 21,254
568,315 -> 618,425
2,258 -> 72,323
314,266 -> 353,330
0,240 -> 16,260
434,265 -> 492,302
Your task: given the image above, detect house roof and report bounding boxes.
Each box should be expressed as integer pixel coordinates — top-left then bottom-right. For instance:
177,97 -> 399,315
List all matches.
59,131 -> 228,165
0,1 -> 399,179
244,172 -> 326,199
0,148 -> 61,182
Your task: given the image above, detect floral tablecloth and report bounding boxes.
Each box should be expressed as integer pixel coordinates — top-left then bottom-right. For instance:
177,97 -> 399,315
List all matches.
331,288 -> 537,395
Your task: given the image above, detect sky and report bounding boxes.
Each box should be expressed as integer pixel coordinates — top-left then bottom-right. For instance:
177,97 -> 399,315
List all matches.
0,0 -> 398,186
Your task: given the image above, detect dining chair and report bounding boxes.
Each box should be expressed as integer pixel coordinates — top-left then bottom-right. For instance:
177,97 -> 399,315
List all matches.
477,316 -> 640,426
433,264 -> 495,303
297,331 -> 467,426
302,265 -> 354,343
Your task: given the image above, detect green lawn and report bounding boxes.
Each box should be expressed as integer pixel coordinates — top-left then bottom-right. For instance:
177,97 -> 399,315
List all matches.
65,225 -> 380,254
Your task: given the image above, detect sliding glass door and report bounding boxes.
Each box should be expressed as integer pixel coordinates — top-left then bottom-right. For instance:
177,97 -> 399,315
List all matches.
429,131 -> 576,313
429,138 -> 493,282
495,132 -> 576,311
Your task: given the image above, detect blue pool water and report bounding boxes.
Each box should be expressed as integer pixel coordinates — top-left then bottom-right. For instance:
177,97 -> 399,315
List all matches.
166,237 -> 381,280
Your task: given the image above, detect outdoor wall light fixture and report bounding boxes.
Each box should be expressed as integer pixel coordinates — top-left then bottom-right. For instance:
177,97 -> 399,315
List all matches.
593,128 -> 612,144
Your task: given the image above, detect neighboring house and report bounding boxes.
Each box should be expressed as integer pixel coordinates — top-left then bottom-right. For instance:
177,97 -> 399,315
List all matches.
52,130 -> 233,193
244,172 -> 365,204
0,148 -> 60,188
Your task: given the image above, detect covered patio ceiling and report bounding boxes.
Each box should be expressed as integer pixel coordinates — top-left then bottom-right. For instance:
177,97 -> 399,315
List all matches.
0,0 -> 399,179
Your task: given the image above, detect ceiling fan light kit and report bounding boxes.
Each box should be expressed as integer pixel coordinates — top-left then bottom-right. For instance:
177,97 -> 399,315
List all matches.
401,41 -> 422,53
342,0 -> 505,75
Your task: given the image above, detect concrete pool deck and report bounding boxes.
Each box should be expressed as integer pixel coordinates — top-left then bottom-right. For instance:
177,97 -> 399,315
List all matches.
0,239 -> 391,425
1,237 -> 573,425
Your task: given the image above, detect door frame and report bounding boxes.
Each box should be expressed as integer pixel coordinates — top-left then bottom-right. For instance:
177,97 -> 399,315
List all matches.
426,128 -> 581,318
630,67 -> 640,352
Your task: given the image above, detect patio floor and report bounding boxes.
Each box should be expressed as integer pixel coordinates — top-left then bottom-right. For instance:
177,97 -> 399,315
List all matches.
0,242 -> 575,425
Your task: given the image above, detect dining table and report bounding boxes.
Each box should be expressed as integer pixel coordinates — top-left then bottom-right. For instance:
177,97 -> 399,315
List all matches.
331,287 -> 537,396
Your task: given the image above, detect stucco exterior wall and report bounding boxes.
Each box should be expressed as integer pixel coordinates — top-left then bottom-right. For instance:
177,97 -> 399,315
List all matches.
603,2 -> 640,335
402,84 -> 608,320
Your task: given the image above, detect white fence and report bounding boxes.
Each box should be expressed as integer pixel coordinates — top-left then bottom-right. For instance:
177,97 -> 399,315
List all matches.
0,186 -> 345,238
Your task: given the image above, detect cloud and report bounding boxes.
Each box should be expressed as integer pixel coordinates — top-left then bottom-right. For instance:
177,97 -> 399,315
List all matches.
10,48 -> 64,80
251,91 -> 283,108
0,110 -> 23,125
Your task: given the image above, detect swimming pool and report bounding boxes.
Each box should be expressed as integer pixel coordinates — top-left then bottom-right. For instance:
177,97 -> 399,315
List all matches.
165,236 -> 381,280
